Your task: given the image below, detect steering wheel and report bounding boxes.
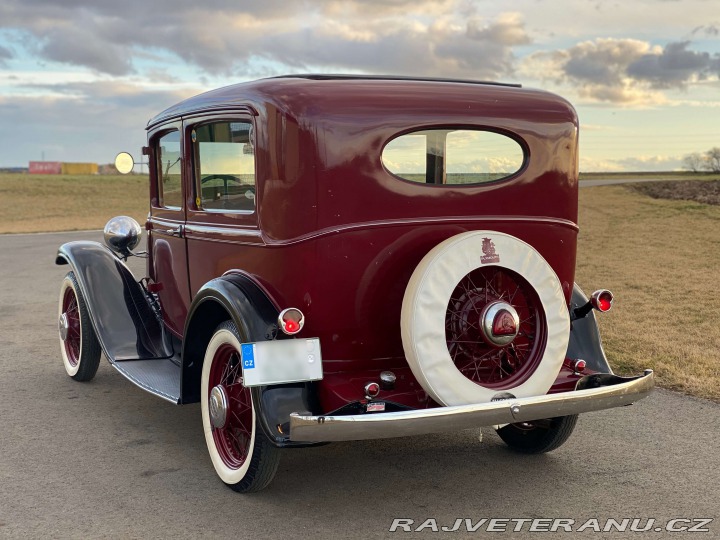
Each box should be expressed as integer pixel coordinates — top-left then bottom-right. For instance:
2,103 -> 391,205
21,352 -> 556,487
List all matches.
200,174 -> 243,192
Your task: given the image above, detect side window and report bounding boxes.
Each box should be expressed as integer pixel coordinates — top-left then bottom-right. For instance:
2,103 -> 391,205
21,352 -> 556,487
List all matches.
382,129 -> 525,185
193,121 -> 255,212
157,130 -> 183,208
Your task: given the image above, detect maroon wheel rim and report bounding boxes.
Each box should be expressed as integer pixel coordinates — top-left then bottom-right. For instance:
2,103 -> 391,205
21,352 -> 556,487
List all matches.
445,266 -> 547,389
209,343 -> 253,469
62,287 -> 81,367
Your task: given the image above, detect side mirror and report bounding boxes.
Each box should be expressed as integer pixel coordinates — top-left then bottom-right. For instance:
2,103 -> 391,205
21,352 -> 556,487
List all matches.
104,216 -> 142,257
115,152 -> 135,174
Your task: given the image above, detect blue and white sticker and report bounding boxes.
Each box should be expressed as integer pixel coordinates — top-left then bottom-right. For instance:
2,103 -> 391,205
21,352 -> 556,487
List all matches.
240,343 -> 255,369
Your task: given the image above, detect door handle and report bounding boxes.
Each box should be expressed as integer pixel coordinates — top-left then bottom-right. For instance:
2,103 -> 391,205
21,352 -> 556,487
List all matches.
160,225 -> 184,237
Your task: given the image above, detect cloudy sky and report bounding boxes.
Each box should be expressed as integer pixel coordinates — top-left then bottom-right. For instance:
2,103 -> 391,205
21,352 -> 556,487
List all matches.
0,0 -> 718,171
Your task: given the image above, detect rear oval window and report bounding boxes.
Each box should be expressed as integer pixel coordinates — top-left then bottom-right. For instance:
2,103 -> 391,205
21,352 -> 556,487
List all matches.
382,129 -> 525,185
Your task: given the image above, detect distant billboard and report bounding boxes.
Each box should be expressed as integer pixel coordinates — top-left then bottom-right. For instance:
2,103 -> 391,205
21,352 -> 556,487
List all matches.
29,161 -> 62,174
61,162 -> 98,175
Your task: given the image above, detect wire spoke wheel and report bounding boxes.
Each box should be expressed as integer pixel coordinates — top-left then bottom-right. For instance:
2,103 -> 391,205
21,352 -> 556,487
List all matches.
61,288 -> 81,366
445,266 -> 546,389
209,344 -> 254,469
58,272 -> 101,381
201,320 -> 280,493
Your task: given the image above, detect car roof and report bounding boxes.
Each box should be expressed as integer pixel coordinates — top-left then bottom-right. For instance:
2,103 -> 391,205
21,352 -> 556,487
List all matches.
147,74 -> 569,129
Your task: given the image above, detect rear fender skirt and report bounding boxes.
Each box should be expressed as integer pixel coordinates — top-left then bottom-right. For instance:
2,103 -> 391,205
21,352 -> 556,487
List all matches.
566,283 -> 613,373
181,273 -> 320,446
56,241 -> 172,361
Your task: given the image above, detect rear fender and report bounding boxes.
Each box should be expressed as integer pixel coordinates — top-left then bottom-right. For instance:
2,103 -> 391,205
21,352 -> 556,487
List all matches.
56,241 -> 172,361
567,283 -> 613,373
181,273 -> 318,446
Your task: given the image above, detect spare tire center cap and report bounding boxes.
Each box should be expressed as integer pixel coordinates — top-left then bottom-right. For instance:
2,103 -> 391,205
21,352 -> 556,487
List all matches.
480,301 -> 520,347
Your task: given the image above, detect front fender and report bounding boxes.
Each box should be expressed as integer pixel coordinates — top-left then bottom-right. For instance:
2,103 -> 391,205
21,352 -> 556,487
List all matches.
56,241 -> 172,361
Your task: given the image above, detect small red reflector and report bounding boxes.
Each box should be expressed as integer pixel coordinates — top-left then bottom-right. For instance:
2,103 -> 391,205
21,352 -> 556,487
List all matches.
574,359 -> 587,372
364,382 -> 380,398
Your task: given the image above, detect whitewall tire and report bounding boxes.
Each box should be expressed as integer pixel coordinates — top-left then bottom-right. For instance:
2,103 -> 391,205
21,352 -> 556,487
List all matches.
58,272 -> 101,381
401,231 -> 570,406
201,320 -> 280,492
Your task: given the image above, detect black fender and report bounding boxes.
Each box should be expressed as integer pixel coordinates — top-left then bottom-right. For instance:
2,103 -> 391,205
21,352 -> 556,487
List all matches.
56,241 -> 172,361
181,273 -> 319,447
566,283 -> 613,373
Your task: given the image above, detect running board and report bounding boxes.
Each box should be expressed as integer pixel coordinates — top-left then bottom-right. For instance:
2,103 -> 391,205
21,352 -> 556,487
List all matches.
110,359 -> 181,404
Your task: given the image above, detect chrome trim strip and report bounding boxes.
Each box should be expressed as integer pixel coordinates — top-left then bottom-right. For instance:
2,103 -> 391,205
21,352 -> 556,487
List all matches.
289,370 -> 654,442
179,215 -> 578,247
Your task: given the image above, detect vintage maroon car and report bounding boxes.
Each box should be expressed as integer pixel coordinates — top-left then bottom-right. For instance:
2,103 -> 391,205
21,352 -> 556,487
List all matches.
55,75 -> 653,492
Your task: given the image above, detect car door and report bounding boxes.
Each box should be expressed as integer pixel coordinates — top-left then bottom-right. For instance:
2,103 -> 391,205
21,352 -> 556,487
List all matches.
147,124 -> 191,337
183,115 -> 262,297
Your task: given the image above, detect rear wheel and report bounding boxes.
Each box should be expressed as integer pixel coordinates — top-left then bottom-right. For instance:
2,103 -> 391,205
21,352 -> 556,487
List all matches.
58,272 -> 101,381
201,320 -> 280,493
496,414 -> 578,454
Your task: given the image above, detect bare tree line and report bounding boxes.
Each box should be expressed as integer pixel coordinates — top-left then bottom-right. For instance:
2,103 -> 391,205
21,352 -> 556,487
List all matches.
683,148 -> 720,173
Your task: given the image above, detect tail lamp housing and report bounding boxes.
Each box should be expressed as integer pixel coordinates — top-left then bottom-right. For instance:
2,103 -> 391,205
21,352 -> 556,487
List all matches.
590,289 -> 614,312
572,289 -> 614,320
278,308 -> 305,335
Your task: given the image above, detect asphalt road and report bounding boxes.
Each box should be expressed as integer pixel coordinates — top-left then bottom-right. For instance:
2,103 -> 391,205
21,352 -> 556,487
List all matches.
579,177 -> 680,187
1,231 -> 718,539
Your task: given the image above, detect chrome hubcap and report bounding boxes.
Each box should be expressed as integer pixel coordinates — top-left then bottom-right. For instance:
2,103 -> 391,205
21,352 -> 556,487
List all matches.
480,301 -> 520,347
58,313 -> 69,341
209,385 -> 229,429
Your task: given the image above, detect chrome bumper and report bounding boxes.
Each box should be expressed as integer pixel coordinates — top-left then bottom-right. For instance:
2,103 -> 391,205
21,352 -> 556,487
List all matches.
289,370 -> 654,442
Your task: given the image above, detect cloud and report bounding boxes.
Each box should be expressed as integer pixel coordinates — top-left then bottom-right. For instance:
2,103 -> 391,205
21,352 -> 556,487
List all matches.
0,44 -> 11,62
0,1 -> 529,79
628,41 -> 720,87
523,38 -> 720,104
580,154 -> 683,172
0,81 -> 199,164
40,25 -> 134,76
691,24 -> 720,37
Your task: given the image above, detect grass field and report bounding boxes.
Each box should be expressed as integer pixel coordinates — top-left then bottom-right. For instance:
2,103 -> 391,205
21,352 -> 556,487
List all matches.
576,184 -> 720,401
1,172 -> 718,400
0,173 -> 148,233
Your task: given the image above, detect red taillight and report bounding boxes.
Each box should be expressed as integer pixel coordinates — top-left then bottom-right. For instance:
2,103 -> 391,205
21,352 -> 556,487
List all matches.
285,320 -> 298,333
278,308 -> 304,335
591,289 -> 613,313
574,359 -> 587,373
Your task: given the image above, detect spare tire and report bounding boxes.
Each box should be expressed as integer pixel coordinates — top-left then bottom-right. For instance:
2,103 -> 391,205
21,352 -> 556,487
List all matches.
401,231 -> 569,406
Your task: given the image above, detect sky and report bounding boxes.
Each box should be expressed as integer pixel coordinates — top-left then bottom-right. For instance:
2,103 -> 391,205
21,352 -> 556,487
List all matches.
0,0 -> 718,171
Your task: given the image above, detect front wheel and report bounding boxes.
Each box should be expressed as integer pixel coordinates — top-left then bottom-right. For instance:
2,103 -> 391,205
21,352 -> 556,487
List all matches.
496,414 -> 578,454
201,320 -> 280,493
58,272 -> 101,381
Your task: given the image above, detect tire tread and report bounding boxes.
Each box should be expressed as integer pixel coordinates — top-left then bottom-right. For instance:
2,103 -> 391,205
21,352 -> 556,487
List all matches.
496,414 -> 578,454
212,320 -> 281,493
65,272 -> 102,382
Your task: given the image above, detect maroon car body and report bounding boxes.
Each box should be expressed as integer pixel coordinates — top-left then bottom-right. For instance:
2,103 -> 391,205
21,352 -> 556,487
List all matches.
55,75 -> 653,493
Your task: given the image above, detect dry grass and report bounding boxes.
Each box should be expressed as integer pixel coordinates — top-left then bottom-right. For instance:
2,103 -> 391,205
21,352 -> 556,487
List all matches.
0,173 -> 148,233
576,185 -> 720,401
